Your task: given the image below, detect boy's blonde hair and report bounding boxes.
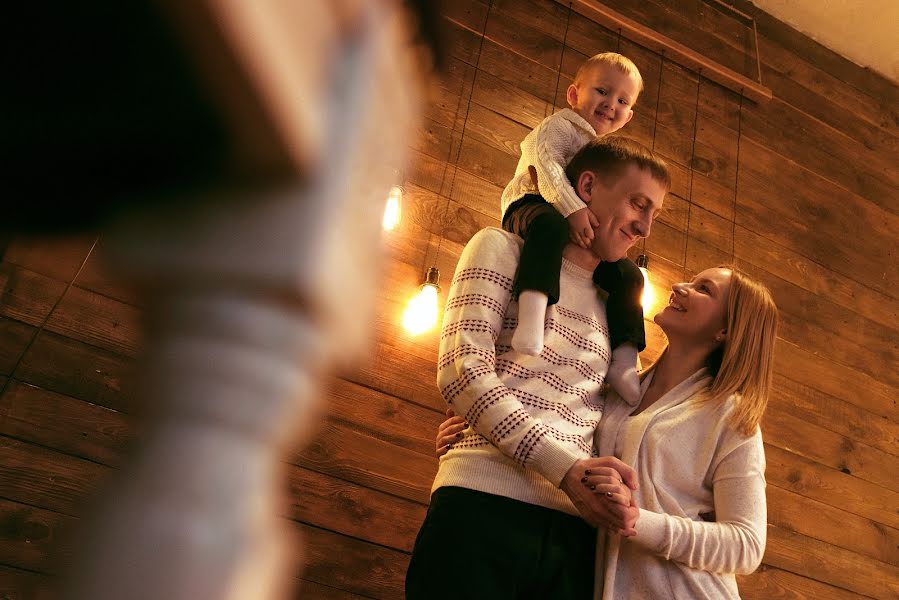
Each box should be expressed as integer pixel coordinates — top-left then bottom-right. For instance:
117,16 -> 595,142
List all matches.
643,267 -> 778,435
575,52 -> 645,99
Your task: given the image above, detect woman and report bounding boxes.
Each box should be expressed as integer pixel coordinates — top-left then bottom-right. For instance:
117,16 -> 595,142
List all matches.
436,266 -> 778,599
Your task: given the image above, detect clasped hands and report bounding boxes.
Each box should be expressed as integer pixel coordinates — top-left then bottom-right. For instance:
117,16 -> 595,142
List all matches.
560,457 -> 639,536
436,410 -> 640,536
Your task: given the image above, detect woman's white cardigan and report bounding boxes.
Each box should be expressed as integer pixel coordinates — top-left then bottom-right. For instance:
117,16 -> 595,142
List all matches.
594,369 -> 767,599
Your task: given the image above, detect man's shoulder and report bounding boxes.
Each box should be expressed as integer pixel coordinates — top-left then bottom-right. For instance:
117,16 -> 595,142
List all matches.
459,228 -> 522,274
467,227 -> 523,253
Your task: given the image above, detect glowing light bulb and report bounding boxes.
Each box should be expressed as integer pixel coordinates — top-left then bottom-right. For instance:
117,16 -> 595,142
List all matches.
636,255 -> 655,313
382,185 -> 403,231
402,267 -> 441,335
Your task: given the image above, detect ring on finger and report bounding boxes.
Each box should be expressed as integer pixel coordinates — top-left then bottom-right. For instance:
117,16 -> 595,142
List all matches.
605,491 -> 613,498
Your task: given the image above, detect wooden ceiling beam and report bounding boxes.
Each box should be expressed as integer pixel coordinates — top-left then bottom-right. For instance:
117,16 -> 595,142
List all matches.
556,0 -> 773,103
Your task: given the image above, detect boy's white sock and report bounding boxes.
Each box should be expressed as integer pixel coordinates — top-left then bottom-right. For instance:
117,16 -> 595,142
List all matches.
512,290 -> 548,356
607,343 -> 640,405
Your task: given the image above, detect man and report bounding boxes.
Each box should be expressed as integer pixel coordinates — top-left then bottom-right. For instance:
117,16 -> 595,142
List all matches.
405,136 -> 670,599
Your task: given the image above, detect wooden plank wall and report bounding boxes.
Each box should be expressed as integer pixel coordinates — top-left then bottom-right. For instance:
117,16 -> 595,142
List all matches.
1,0 -> 897,598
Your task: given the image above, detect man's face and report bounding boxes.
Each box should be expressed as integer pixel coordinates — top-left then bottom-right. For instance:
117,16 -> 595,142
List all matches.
581,164 -> 666,261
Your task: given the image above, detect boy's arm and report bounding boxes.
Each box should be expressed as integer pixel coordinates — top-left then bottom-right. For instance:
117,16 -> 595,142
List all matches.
532,114 -> 589,218
437,229 -> 582,487
627,436 -> 767,574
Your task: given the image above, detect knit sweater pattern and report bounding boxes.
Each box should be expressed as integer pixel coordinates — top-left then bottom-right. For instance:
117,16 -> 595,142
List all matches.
434,228 -> 610,516
500,109 -> 597,218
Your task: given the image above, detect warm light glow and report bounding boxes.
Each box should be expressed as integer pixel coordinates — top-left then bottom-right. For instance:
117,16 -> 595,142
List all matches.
639,266 -> 656,313
402,283 -> 439,335
382,185 -> 403,231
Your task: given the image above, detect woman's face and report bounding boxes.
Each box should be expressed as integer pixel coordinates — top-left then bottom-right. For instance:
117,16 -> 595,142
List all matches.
654,267 -> 732,346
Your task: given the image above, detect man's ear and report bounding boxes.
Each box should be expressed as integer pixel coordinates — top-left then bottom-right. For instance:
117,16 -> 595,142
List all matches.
566,83 -> 579,108
576,170 -> 595,204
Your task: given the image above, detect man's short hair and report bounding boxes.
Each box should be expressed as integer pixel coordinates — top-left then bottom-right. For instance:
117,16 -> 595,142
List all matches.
575,52 -> 645,98
565,136 -> 671,191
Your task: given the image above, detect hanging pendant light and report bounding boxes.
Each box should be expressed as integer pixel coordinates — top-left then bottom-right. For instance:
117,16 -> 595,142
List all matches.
636,254 -> 655,313
399,1 -> 488,336
402,266 -> 440,335
382,184 -> 403,231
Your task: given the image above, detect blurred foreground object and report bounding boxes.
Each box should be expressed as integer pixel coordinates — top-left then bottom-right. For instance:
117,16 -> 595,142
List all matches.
3,0 -> 433,598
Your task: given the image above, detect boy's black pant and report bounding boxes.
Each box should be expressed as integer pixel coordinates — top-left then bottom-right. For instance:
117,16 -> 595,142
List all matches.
502,194 -> 645,351
405,486 -> 596,600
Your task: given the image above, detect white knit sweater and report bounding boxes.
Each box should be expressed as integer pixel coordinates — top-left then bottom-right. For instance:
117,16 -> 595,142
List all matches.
594,369 -> 767,599
434,228 -> 610,515
500,109 -> 597,218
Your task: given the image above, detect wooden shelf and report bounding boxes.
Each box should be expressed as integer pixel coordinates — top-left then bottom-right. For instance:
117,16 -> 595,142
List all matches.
557,0 -> 773,103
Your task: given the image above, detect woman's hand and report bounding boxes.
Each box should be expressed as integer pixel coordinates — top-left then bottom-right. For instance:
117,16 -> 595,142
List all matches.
576,456 -> 640,537
581,464 -> 633,506
561,457 -> 640,535
435,409 -> 468,457
616,499 -> 640,537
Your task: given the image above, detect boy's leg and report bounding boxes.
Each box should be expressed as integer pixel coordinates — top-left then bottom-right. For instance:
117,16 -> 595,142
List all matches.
595,259 -> 645,405
406,487 -> 543,600
502,195 -> 569,356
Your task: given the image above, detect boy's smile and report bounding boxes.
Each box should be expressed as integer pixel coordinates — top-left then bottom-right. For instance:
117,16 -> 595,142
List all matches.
568,65 -> 640,136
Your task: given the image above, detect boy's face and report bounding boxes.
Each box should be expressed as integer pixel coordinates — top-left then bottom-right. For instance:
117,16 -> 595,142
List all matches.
567,65 -> 639,136
577,164 -> 665,262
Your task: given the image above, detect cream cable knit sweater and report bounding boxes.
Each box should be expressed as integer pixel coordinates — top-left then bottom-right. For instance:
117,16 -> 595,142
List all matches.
594,369 -> 767,599
434,228 -> 610,515
500,109 -> 597,218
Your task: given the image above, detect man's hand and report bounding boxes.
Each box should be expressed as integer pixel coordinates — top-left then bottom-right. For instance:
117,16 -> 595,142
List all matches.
560,457 -> 640,535
567,207 -> 600,249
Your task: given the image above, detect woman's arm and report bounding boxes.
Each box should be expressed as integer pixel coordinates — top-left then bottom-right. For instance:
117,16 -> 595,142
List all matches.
628,436 -> 767,574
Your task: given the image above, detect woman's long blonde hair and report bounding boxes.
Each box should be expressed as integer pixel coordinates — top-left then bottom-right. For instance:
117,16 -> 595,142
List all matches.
646,267 -> 779,435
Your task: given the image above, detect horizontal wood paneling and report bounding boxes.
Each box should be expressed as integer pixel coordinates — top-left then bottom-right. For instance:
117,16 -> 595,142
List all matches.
0,382 -> 133,468
1,0 -> 896,597
0,263 -> 66,327
43,286 -> 142,358
763,407 -> 898,491
12,330 -> 135,413
296,579 -> 372,600
293,418 -> 435,506
0,437 -> 108,517
298,524 -> 409,600
766,484 -> 899,567
0,318 -> 34,377
2,235 -> 95,284
769,374 -> 898,458
0,430 -> 421,598
0,565 -> 54,600
0,499 -> 75,574
72,238 -> 143,307
738,565 -> 869,600
764,443 -> 899,531
764,525 -> 899,599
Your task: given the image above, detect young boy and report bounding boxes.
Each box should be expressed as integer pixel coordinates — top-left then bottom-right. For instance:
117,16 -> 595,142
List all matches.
501,52 -> 646,404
